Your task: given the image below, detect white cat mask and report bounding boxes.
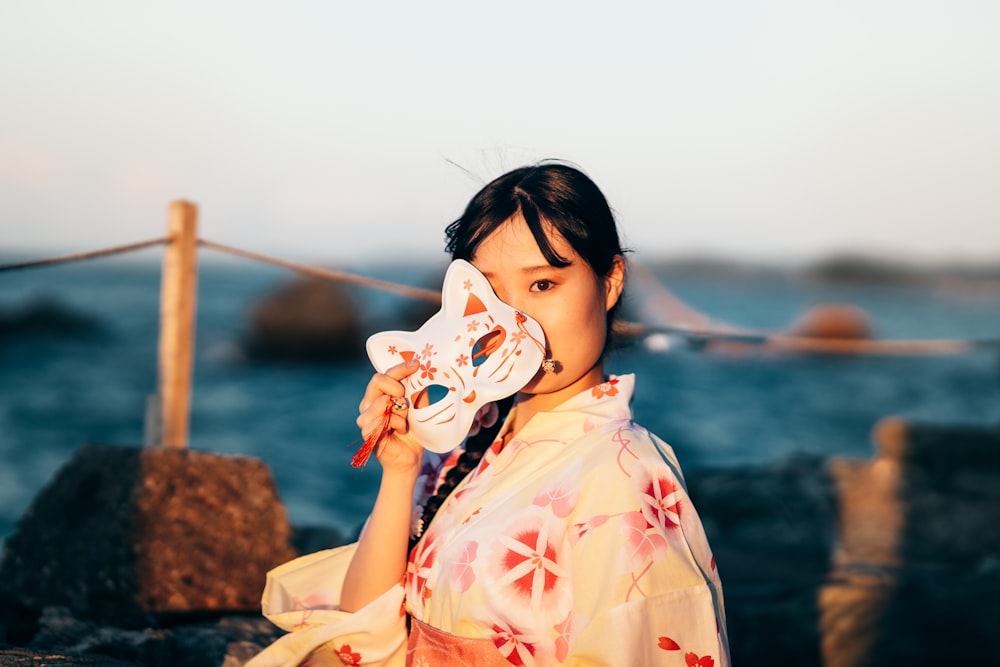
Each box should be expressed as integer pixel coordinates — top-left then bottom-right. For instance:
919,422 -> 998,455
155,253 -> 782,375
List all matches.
366,259 -> 547,453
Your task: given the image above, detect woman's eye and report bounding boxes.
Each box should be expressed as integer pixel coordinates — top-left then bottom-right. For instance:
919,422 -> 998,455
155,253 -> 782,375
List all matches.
530,279 -> 554,293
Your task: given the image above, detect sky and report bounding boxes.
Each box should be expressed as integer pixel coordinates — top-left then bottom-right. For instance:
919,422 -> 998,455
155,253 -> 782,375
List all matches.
1,0 -> 998,266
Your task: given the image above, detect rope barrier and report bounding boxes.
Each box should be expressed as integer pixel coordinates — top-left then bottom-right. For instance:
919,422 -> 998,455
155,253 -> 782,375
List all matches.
1,235 -> 996,357
0,237 -> 169,272
621,322 -> 988,356
198,239 -> 442,304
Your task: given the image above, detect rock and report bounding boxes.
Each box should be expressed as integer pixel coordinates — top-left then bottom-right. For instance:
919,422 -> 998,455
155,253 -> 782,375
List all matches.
0,297 -> 107,341
0,444 -> 297,627
5,417 -> 997,666
788,303 -> 873,339
0,646 -> 139,666
687,454 -> 836,666
818,417 -> 1000,666
243,277 -> 364,361
0,606 -> 282,667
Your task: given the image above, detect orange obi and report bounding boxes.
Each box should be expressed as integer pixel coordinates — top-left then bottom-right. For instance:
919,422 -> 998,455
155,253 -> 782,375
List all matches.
407,618 -> 508,667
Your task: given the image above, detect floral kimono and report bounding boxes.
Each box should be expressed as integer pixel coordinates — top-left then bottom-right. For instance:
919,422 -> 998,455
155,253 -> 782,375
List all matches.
250,374 -> 729,667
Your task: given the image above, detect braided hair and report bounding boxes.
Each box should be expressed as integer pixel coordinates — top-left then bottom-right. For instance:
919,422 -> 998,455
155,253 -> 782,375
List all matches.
410,395 -> 514,550
410,162 -> 626,551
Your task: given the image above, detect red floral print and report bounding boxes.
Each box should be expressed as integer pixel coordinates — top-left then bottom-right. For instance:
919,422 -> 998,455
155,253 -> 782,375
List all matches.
406,531 -> 438,606
533,473 -> 579,518
591,377 -> 619,398
658,636 -> 681,650
490,619 -> 539,667
686,652 -> 715,667
618,510 -> 668,574
419,360 -> 437,380
554,612 -> 583,663
483,510 -> 572,622
571,513 -> 613,543
633,462 -> 684,533
335,644 -> 361,666
449,540 -> 479,592
500,528 -> 566,599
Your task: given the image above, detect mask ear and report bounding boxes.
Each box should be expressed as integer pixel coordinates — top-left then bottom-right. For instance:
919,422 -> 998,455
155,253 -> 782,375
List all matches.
365,333 -> 415,373
604,254 -> 626,311
442,259 -> 491,319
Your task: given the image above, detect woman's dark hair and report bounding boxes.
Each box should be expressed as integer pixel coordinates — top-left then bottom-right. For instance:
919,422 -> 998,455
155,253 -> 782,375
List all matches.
410,162 -> 627,550
445,162 -> 626,329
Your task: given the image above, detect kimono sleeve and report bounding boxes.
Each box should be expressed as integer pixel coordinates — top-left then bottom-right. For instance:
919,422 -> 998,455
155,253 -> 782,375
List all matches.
247,543 -> 407,667
559,426 -> 730,666
566,587 -> 729,666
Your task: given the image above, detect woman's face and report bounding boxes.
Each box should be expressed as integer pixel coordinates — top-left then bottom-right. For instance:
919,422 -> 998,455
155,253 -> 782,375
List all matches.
470,214 -> 624,408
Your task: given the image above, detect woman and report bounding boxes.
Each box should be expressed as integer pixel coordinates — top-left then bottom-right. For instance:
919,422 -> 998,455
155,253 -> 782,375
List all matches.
250,163 -> 729,666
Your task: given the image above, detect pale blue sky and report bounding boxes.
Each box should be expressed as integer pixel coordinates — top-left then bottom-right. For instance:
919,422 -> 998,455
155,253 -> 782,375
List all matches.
1,1 -> 998,265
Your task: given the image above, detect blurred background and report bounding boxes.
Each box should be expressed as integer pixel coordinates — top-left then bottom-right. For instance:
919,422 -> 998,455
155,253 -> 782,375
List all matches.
2,1 -> 999,546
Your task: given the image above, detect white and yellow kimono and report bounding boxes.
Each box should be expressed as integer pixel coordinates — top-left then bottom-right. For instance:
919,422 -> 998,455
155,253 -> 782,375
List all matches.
250,374 -> 730,667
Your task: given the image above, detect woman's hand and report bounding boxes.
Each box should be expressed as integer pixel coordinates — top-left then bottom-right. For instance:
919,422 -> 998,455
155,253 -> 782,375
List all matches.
356,359 -> 423,476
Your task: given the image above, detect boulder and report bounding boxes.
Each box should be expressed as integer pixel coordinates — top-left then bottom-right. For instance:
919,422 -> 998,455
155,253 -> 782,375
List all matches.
243,277 -> 363,361
12,606 -> 281,667
687,454 -> 836,666
0,444 -> 297,627
818,417 -> 1000,666
788,303 -> 873,340
0,297 -> 107,341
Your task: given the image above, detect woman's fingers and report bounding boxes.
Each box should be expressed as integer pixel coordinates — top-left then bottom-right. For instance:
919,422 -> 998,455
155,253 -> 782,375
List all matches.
356,395 -> 402,438
385,358 -> 420,381
357,360 -> 419,413
353,360 -> 423,472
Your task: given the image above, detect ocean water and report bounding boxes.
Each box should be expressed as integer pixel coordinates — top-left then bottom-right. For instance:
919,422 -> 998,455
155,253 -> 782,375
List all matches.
2,257 -> 999,545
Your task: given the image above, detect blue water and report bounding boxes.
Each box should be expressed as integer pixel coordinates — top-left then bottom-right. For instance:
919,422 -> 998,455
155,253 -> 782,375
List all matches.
2,257 -> 999,545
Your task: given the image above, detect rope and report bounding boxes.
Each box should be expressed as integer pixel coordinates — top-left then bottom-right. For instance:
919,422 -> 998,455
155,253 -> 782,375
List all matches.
0,234 -> 995,357
0,237 -> 170,272
623,323 -> 988,355
197,239 -> 441,303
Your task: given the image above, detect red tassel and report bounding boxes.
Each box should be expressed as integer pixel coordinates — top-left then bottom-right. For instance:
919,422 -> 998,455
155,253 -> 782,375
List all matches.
351,399 -> 394,468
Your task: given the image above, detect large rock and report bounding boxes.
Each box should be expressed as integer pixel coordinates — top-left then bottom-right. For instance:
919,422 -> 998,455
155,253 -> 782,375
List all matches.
10,606 -> 282,667
819,417 -> 1000,666
243,277 -> 364,361
0,444 -> 297,627
788,304 -> 873,339
687,454 -> 836,666
0,297 -> 107,341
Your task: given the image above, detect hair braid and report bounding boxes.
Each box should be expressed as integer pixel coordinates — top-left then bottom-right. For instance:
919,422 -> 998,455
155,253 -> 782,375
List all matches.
409,395 -> 514,552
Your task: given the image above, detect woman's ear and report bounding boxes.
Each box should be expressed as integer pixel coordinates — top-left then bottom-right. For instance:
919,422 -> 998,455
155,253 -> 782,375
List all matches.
604,254 -> 626,311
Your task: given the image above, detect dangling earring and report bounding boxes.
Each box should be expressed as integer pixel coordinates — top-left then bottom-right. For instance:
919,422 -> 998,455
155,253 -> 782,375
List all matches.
541,358 -> 557,374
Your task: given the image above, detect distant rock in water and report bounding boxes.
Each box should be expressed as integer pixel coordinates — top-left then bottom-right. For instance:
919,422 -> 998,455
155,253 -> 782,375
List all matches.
243,277 -> 364,361
0,297 -> 107,341
788,303 -> 873,339
805,255 -> 922,284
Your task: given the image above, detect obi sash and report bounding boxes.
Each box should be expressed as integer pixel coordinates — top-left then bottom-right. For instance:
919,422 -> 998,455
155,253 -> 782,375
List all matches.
407,618 -> 508,666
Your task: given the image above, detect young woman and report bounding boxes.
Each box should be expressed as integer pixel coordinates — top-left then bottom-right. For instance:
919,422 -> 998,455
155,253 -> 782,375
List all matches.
250,163 -> 729,667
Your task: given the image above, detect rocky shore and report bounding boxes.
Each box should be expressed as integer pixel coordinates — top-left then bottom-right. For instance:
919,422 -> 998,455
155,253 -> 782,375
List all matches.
2,418 -> 998,666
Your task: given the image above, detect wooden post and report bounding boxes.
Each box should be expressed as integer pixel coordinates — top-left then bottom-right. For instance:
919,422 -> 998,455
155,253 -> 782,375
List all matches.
153,200 -> 199,449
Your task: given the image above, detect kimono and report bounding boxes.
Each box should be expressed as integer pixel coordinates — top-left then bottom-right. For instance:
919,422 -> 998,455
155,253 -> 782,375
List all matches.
249,374 -> 730,667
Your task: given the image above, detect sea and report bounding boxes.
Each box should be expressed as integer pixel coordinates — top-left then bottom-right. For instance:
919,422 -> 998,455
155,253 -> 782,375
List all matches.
2,254 -> 999,546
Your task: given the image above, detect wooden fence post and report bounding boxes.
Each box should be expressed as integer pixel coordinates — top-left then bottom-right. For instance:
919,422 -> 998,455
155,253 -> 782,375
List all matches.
151,200 -> 199,449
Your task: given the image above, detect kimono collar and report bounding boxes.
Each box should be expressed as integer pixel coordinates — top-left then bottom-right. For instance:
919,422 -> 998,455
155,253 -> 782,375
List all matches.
499,374 -> 636,447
